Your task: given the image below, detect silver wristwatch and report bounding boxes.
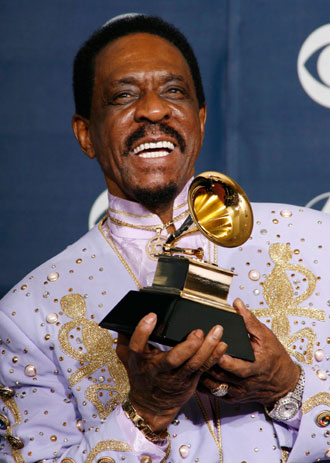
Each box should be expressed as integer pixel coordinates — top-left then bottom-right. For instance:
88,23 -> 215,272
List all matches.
265,367 -> 305,422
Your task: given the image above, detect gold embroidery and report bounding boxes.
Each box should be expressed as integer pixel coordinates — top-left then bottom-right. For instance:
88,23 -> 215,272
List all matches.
302,392 -> 330,414
252,243 -> 325,364
85,440 -> 131,463
280,448 -> 290,463
58,294 -> 129,418
0,395 -> 24,462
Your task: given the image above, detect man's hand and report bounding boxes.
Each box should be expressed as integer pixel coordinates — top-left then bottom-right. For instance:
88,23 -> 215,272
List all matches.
199,298 -> 300,406
116,313 -> 227,432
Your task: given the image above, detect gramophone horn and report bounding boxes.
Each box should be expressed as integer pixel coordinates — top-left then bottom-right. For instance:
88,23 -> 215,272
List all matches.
166,171 -> 253,248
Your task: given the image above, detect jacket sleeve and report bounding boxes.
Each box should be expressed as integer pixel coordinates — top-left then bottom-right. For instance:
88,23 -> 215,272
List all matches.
272,361 -> 330,462
0,311 -> 168,463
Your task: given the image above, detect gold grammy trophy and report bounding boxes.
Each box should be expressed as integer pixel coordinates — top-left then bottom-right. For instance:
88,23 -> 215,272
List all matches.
100,172 -> 255,361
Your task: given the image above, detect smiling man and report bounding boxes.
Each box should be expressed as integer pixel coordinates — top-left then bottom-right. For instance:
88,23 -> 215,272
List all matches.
73,28 -> 206,224
0,14 -> 330,463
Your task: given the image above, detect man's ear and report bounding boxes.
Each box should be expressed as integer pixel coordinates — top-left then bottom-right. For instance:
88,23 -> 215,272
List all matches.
199,103 -> 207,144
72,114 -> 96,159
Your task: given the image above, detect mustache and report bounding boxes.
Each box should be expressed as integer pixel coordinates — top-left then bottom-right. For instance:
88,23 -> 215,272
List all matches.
124,123 -> 186,155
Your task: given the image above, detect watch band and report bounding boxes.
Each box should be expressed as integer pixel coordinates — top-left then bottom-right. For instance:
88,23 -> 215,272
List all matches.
265,366 -> 305,422
122,399 -> 169,445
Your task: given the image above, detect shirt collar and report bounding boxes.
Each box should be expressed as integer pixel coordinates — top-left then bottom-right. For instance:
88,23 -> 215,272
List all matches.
106,180 -> 192,239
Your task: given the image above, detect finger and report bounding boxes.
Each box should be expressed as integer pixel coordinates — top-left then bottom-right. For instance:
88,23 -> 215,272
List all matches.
233,298 -> 266,341
217,353 -> 255,378
165,329 -> 205,368
199,375 -> 231,394
129,313 -> 157,353
197,341 -> 228,373
181,325 -> 225,373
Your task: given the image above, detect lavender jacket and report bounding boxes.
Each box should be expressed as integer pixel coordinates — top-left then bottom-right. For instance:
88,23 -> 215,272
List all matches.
0,203 -> 329,462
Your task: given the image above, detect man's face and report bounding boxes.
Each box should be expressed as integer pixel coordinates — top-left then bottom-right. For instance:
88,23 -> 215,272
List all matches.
75,33 -> 206,206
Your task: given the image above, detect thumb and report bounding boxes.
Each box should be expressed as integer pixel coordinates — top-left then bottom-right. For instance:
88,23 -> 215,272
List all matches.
233,298 -> 262,336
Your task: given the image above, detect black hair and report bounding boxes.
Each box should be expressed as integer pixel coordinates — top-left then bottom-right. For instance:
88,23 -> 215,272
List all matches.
73,14 -> 205,118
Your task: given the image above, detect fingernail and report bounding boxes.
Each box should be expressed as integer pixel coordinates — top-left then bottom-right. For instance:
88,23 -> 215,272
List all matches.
193,329 -> 204,339
212,325 -> 223,339
144,313 -> 156,324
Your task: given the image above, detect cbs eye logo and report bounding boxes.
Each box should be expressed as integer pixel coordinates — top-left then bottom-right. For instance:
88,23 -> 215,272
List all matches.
297,23 -> 330,108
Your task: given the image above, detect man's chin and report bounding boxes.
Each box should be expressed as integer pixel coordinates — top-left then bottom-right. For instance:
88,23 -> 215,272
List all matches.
132,182 -> 178,210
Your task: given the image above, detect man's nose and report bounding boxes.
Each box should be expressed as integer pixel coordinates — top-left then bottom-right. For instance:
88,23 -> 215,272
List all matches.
134,91 -> 171,123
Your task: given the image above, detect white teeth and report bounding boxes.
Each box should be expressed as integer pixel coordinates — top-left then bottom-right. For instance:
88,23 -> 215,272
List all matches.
133,140 -> 175,155
138,151 -> 169,158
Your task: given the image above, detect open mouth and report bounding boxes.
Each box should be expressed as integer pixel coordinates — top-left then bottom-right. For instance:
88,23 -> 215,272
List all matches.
133,140 -> 175,159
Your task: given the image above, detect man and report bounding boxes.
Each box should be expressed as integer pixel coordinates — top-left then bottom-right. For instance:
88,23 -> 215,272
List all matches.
0,14 -> 329,463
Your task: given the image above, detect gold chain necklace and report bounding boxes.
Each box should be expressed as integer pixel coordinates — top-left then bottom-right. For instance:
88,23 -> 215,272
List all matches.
107,209 -> 189,231
98,218 -> 142,289
108,209 -> 189,261
194,392 -> 223,463
108,199 -> 188,218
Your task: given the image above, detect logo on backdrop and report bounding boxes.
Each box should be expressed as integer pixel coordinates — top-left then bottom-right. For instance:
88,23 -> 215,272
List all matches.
305,192 -> 330,214
297,24 -> 330,108
88,189 -> 108,230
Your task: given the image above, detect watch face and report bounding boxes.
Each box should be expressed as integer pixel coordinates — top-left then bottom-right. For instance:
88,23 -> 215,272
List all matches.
277,400 -> 299,420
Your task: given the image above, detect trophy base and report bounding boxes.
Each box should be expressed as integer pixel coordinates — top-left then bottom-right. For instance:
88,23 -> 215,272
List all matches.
100,289 -> 254,362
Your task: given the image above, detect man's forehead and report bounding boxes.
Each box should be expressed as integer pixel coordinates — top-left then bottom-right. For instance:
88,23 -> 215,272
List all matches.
94,32 -> 192,80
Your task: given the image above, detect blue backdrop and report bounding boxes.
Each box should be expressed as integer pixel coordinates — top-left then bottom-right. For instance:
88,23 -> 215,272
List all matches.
1,0 -> 330,296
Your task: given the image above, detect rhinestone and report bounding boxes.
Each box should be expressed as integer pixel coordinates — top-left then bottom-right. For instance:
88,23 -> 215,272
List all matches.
172,419 -> 180,425
21,285 -> 27,290
140,457 -> 152,463
179,445 -> 189,458
98,376 -> 105,383
47,272 -> 59,282
315,349 -> 325,362
317,370 -> 327,380
260,229 -> 268,235
7,435 -> 24,449
76,258 -> 83,264
325,448 -> 330,458
76,419 -> 85,432
50,435 -> 57,441
249,270 -> 260,281
327,301 -> 330,307
0,413 -> 10,429
61,459 -> 75,463
97,459 -> 115,463
272,219 -> 278,224
325,430 -> 330,437
46,313 -> 58,324
280,209 -> 292,218
316,411 -> 330,427
24,365 -> 37,377
43,291 -> 50,298
12,356 -> 19,364
293,249 -> 300,255
253,289 -> 260,296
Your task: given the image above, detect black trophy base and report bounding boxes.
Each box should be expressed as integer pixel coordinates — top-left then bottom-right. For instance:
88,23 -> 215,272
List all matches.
100,290 -> 254,362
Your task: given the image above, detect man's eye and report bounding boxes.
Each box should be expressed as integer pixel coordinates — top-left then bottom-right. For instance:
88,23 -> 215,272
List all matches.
168,88 -> 182,93
166,87 -> 185,98
111,92 -> 134,104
